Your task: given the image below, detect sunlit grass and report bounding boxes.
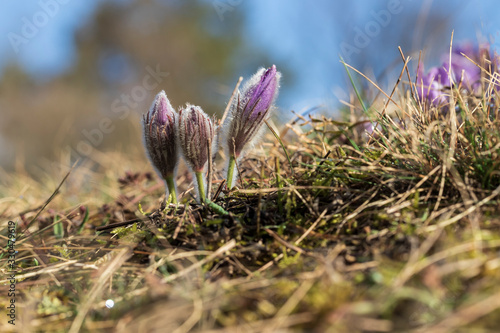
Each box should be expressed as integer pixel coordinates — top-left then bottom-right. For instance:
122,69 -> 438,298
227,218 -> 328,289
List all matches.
2,52 -> 500,332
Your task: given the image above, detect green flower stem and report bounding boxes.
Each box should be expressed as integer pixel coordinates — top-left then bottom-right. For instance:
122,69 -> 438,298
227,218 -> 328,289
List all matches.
194,171 -> 229,215
165,175 -> 178,204
195,171 -> 206,203
226,155 -> 236,190
205,199 -> 230,215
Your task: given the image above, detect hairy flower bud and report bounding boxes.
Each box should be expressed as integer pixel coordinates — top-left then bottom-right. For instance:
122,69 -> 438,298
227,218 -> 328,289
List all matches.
222,65 -> 280,190
143,91 -> 179,189
226,65 -> 281,158
178,104 -> 215,172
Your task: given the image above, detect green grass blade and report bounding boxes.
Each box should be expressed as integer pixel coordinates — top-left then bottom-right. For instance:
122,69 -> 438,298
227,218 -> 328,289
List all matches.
340,55 -> 368,114
53,215 -> 64,239
265,120 -> 294,175
77,207 -> 89,235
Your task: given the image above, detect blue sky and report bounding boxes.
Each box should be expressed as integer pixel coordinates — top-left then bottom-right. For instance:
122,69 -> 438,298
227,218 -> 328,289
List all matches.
242,0 -> 500,111
1,0 -> 500,112
0,1 -> 98,79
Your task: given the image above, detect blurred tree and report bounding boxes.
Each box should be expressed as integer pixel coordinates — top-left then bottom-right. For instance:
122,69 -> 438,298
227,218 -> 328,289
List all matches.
0,0 -> 269,175
74,0 -> 246,111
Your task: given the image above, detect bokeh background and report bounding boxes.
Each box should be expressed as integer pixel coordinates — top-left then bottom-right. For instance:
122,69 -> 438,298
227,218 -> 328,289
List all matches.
1,0 -> 499,176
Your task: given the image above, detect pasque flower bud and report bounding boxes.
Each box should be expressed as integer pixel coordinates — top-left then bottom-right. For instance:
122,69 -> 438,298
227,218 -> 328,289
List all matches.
178,104 -> 215,202
143,90 -> 179,203
224,65 -> 281,189
178,105 -> 215,172
226,65 -> 280,158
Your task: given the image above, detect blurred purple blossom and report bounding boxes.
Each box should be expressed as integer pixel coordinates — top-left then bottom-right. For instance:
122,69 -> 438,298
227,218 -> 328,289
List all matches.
417,42 -> 499,106
417,66 -> 451,106
448,42 -> 491,93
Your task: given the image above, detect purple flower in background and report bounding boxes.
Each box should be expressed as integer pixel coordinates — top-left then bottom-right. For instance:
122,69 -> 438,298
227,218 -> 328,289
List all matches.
447,42 -> 490,93
417,66 -> 451,106
417,42 -> 500,106
362,120 -> 382,137
143,91 -> 179,203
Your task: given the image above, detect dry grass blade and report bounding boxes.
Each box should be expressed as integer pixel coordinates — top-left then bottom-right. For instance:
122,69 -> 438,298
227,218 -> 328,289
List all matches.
263,279 -> 315,333
265,119 -> 294,175
294,208 -> 328,245
219,76 -> 243,127
340,61 -> 404,113
423,183 -> 500,232
162,240 -> 236,283
68,246 -> 133,333
368,53 -> 410,145
413,290 -> 500,333
264,228 -> 306,255
19,160 -> 78,241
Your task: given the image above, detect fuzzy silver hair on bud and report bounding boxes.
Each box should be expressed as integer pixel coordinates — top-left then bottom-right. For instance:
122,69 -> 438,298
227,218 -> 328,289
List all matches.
143,90 -> 179,203
223,65 -> 281,189
178,104 -> 215,203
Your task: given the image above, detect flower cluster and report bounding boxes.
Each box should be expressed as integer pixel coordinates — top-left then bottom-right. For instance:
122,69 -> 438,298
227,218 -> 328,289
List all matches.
142,65 -> 280,204
417,43 -> 498,106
